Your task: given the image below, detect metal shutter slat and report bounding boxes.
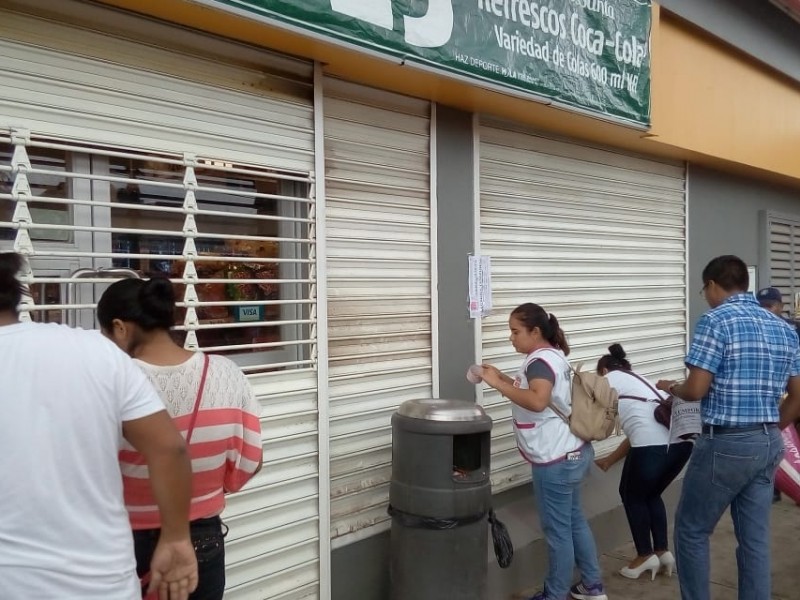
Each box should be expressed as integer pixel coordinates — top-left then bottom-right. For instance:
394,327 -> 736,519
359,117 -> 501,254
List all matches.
324,77 -> 432,544
0,4 -> 321,595
769,217 -> 800,315
479,121 -> 687,491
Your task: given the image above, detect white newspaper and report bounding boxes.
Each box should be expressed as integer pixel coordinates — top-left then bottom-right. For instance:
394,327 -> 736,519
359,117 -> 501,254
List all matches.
669,396 -> 702,444
468,255 -> 492,318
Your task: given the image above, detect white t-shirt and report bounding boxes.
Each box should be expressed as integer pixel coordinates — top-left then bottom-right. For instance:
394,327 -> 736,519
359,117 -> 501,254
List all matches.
511,347 -> 584,464
606,370 -> 670,447
0,321 -> 165,599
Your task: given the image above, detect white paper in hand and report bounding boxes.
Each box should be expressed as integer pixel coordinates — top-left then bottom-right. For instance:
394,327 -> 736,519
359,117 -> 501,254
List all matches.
669,396 -> 702,444
466,365 -> 483,384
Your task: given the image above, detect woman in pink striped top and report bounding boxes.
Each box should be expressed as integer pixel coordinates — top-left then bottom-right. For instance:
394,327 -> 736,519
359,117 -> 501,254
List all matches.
98,278 -> 263,600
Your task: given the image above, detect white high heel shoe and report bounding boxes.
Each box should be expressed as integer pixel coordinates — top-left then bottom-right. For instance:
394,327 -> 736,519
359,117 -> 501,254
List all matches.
658,551 -> 676,577
619,554 -> 660,580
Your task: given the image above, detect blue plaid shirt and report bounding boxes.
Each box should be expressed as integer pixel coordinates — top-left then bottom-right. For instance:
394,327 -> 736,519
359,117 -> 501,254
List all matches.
686,293 -> 800,426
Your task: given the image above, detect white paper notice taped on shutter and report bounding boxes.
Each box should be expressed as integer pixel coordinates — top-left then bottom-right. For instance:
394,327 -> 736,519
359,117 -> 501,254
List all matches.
468,255 -> 492,319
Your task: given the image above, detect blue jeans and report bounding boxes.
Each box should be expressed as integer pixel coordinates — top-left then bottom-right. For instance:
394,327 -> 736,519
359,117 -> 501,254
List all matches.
674,426 -> 783,600
531,444 -> 603,600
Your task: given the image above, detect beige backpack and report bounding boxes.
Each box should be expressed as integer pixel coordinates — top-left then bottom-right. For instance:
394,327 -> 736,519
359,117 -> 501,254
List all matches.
550,361 -> 619,442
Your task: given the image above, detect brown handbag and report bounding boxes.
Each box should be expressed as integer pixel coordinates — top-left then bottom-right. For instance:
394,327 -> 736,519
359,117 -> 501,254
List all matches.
619,370 -> 672,429
653,397 -> 673,429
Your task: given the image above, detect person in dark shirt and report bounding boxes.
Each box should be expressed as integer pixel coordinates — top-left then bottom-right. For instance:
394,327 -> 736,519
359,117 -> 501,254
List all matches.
756,287 -> 800,334
757,287 -> 800,503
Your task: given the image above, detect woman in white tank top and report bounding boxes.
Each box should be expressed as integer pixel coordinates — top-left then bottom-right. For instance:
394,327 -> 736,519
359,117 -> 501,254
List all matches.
480,303 -> 607,600
594,344 -> 692,582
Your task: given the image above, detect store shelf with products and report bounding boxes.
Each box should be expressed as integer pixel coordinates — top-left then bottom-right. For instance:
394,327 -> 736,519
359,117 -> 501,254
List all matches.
2,135 -> 312,369
111,233 -> 287,356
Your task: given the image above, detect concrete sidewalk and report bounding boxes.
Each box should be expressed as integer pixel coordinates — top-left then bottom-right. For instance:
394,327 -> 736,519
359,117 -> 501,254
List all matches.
512,497 -> 800,599
598,498 -> 799,599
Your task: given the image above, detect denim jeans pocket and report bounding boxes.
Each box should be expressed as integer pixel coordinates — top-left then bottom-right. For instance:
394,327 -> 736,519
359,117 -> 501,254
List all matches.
712,450 -> 760,494
558,452 -> 590,485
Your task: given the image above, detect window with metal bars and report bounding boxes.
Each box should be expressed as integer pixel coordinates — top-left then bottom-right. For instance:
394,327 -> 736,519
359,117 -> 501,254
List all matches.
0,129 -> 316,373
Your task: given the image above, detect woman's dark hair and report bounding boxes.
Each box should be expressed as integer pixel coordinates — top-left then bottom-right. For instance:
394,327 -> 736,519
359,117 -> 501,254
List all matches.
702,255 -> 748,292
0,252 -> 25,313
510,302 -> 570,356
597,343 -> 632,373
97,277 -> 176,332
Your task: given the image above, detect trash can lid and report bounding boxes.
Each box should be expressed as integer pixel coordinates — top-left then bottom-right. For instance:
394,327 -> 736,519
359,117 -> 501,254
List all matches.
396,399 -> 488,422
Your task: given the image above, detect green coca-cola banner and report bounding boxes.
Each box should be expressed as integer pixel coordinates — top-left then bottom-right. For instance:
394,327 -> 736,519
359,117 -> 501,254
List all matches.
210,0 -> 652,125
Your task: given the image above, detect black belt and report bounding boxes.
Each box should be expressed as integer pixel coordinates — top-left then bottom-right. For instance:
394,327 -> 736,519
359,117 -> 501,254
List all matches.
702,423 -> 776,435
134,515 -> 223,539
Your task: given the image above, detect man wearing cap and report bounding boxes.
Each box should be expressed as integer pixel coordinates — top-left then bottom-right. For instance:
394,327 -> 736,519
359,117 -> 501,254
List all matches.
757,287 -> 800,334
757,286 -> 800,503
656,256 -> 800,600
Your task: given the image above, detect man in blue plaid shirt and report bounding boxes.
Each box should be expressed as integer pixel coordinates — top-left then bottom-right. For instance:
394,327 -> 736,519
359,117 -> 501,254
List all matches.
657,255 -> 800,600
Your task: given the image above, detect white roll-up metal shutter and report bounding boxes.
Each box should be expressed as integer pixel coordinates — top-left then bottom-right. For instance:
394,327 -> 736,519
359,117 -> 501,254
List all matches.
323,77 -> 433,543
1,3 -> 321,599
766,213 -> 800,316
479,119 -> 687,491
0,1 -> 313,171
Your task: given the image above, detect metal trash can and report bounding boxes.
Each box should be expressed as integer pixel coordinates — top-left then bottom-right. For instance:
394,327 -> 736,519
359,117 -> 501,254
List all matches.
389,399 -> 493,600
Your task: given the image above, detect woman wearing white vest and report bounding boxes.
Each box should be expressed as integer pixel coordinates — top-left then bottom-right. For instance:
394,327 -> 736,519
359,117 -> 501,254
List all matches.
481,303 -> 607,600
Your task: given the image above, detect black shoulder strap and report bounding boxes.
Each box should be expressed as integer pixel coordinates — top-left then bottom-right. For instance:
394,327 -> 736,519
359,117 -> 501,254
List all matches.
618,394 -> 652,402
620,370 -> 663,402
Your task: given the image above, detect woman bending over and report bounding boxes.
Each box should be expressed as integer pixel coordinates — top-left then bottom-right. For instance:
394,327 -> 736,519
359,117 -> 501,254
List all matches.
595,344 -> 692,581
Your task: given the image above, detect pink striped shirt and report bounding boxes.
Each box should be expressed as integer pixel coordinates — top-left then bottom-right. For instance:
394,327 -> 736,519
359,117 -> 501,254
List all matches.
119,353 -> 262,530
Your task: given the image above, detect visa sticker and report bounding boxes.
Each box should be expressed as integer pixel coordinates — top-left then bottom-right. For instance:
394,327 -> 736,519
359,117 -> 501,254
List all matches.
237,306 -> 261,322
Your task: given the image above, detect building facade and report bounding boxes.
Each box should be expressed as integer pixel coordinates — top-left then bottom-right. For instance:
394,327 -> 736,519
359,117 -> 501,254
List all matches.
1,1 -> 799,599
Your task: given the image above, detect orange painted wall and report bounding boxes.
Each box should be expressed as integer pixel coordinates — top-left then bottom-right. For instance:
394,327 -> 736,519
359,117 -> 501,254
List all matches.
649,12 -> 800,181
